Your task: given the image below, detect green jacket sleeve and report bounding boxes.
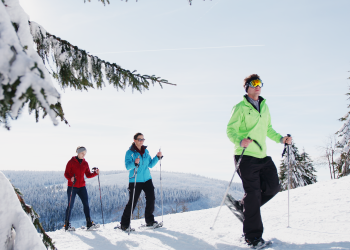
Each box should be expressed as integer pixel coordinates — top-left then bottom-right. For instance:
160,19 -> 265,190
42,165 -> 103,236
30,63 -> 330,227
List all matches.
227,104 -> 244,145
266,106 -> 283,143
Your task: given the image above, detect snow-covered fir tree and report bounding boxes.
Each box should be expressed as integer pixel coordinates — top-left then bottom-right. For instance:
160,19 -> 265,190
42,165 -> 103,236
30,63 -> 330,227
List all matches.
335,80 -> 350,177
279,144 -> 317,191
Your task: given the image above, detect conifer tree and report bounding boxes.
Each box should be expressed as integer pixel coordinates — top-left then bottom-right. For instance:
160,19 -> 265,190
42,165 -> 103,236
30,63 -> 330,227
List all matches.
335,78 -> 350,177
279,143 -> 317,191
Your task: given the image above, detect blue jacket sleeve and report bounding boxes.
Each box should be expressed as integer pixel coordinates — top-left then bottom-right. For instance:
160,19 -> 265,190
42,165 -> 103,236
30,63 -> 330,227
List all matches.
146,150 -> 159,169
125,150 -> 137,171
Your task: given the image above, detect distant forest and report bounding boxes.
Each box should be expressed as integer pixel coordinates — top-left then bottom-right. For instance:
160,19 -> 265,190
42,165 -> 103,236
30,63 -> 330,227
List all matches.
3,171 -> 243,232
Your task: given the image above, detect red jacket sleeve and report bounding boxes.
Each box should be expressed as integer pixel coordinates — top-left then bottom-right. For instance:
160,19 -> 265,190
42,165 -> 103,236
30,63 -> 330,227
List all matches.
85,163 -> 98,178
64,160 -> 72,181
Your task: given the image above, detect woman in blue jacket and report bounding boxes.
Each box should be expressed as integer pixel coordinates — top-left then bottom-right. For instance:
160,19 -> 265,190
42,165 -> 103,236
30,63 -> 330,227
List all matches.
120,132 -> 162,230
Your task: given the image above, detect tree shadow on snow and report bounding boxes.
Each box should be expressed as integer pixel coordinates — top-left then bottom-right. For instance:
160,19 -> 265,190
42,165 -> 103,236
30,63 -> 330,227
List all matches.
137,228 -> 235,250
262,238 -> 350,250
72,230 -> 139,250
68,230 -> 350,250
137,230 -> 350,250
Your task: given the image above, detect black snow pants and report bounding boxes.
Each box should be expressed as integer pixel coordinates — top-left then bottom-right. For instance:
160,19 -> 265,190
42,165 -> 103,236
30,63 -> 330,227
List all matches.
65,186 -> 91,222
235,155 -> 281,240
121,179 -> 155,227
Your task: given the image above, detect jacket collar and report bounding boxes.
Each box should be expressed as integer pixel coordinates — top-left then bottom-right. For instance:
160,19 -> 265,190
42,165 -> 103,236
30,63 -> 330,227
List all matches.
243,95 -> 265,107
72,156 -> 85,163
129,143 -> 147,155
244,94 -> 264,102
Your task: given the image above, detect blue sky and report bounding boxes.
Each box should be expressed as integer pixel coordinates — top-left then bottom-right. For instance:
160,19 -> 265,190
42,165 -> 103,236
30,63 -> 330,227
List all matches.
1,0 -> 349,183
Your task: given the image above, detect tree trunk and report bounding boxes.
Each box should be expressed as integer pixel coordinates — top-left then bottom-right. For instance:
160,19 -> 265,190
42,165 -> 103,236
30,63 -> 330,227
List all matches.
327,157 -> 333,180
331,150 -> 336,179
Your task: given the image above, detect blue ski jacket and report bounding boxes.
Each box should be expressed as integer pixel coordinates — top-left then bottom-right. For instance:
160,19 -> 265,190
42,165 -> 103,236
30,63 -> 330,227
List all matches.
125,144 -> 159,183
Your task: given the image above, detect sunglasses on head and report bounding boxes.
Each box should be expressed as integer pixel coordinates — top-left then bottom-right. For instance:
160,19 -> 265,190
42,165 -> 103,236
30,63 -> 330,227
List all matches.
248,79 -> 263,88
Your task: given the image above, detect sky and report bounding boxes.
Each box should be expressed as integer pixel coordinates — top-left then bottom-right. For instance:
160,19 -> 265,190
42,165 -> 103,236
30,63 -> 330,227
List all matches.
1,0 -> 350,183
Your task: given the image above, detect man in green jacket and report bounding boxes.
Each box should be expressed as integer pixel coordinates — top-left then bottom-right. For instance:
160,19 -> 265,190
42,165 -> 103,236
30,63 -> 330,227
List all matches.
226,74 -> 292,247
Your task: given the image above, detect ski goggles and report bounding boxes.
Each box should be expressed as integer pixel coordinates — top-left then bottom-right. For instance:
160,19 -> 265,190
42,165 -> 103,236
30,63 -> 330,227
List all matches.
248,79 -> 263,88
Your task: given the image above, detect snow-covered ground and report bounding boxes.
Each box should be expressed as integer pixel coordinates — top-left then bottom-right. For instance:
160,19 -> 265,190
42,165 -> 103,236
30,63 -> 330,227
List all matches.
48,176 -> 350,250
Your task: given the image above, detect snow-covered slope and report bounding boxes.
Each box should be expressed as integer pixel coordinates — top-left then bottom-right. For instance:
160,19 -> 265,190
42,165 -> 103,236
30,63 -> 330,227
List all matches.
48,176 -> 350,250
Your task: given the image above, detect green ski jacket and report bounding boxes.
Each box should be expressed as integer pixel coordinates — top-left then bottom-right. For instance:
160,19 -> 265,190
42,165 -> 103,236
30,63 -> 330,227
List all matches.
227,95 -> 282,158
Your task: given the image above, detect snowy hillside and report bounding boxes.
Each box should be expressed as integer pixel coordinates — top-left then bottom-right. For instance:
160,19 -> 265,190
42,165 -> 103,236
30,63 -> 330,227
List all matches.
48,176 -> 350,250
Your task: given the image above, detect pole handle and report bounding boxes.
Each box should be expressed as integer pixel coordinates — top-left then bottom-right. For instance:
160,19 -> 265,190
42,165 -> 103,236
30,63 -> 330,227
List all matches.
281,134 -> 292,157
285,134 -> 291,144
135,156 -> 140,167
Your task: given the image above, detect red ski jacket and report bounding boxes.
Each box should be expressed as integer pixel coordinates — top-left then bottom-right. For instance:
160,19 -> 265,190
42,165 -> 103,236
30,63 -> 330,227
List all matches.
64,157 -> 98,188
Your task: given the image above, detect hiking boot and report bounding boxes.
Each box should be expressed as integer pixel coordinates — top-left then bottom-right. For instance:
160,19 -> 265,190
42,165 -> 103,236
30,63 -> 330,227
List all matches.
245,237 -> 265,247
64,221 -> 75,231
86,218 -> 99,230
146,220 -> 158,227
120,224 -> 130,231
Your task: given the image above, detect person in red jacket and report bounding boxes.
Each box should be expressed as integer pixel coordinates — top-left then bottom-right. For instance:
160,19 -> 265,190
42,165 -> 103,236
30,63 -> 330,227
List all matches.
64,146 -> 100,231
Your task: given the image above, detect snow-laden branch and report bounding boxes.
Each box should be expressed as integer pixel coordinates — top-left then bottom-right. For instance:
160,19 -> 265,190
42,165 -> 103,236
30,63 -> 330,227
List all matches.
84,0 -> 110,5
0,0 -> 66,129
84,0 -> 196,6
1,0 -> 175,129
30,21 -> 175,94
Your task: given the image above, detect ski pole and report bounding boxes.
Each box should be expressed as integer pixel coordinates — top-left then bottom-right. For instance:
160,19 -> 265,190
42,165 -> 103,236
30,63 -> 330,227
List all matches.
286,134 -> 291,228
65,174 -> 76,231
129,156 -> 139,235
210,148 -> 246,230
93,168 -> 104,227
159,148 -> 164,224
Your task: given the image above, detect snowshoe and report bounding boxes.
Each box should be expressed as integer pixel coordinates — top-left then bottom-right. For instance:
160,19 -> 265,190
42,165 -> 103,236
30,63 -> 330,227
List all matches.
225,194 -> 244,223
86,220 -> 100,231
245,237 -> 272,249
140,221 -> 163,229
114,224 -> 135,232
64,222 -> 75,232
